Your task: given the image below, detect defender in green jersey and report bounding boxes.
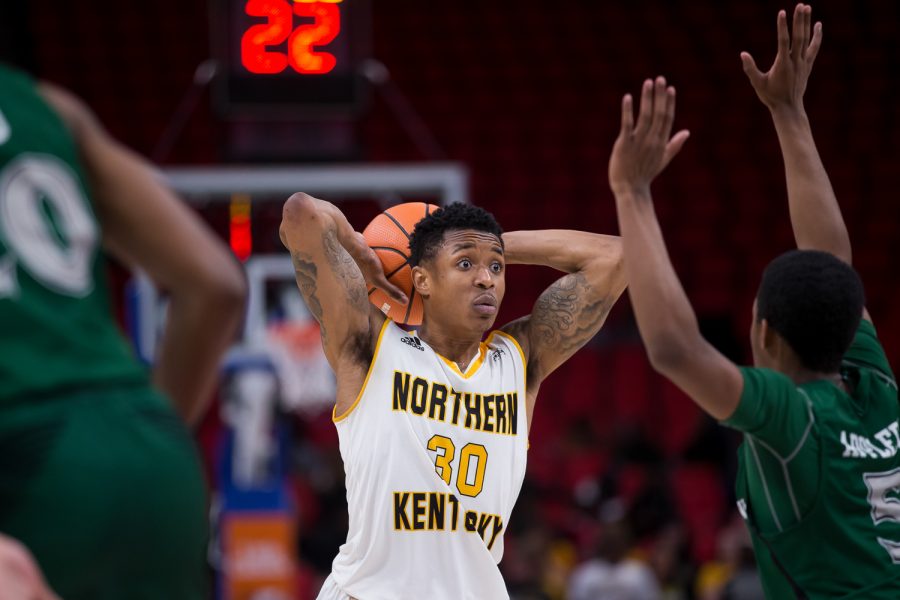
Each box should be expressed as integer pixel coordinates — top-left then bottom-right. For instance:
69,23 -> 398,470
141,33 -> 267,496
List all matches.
609,4 -> 899,598
0,64 -> 246,598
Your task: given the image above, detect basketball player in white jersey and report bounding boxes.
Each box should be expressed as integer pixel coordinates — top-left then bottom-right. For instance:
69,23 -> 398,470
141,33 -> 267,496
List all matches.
280,197 -> 626,599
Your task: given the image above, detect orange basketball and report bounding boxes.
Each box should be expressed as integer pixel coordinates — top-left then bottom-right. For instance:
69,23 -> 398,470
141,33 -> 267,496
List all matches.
362,202 -> 439,325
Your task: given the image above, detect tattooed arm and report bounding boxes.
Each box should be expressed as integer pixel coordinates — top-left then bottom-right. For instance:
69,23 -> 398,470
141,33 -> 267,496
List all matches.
279,194 -> 406,393
500,230 -> 626,421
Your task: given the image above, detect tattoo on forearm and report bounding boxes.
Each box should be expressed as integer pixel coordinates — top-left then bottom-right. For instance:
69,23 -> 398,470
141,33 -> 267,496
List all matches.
291,250 -> 327,340
288,230 -> 369,346
322,230 -> 368,311
532,272 -> 612,355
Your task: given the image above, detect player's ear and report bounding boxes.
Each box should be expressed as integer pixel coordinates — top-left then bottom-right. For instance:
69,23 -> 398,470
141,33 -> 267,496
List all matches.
760,318 -> 778,353
412,265 -> 430,298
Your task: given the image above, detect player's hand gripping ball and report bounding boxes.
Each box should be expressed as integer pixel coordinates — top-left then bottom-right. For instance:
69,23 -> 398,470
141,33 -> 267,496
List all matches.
363,202 -> 438,325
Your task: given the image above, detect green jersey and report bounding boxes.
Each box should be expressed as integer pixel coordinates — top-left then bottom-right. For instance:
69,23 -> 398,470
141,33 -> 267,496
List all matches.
725,319 -> 900,598
0,65 -> 208,599
0,64 -> 146,404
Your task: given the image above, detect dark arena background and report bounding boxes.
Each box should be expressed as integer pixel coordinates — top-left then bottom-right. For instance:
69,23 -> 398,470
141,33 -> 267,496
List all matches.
5,1 -> 898,598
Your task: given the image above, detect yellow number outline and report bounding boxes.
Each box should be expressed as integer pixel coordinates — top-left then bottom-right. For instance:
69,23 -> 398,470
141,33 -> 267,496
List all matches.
427,435 -> 488,497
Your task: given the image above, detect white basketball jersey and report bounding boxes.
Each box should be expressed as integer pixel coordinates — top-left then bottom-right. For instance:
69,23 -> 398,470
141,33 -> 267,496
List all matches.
325,318 -> 529,600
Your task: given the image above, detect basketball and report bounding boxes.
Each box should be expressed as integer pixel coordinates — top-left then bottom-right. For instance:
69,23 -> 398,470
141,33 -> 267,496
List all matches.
362,202 -> 439,325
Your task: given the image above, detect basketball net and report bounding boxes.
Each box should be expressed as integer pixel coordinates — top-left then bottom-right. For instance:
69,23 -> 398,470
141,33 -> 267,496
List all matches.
265,317 -> 335,416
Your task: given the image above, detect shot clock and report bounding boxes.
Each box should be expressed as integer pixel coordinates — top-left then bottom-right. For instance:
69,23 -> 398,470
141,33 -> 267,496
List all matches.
211,0 -> 371,114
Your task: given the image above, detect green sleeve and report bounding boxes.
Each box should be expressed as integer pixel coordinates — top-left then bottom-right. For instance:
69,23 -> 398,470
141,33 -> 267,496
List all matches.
723,367 -> 814,456
843,319 -> 895,381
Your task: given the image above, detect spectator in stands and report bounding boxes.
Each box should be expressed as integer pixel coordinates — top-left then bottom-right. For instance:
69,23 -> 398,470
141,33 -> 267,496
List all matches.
568,520 -> 662,600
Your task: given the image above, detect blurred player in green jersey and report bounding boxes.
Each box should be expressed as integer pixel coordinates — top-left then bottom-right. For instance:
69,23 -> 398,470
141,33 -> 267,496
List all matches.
609,4 -> 900,598
0,63 -> 246,599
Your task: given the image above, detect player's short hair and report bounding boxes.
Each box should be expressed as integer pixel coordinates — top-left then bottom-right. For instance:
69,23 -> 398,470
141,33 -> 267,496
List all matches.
409,203 -> 504,266
756,249 -> 864,373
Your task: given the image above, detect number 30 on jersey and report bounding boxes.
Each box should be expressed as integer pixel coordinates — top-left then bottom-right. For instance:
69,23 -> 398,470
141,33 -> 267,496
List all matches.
428,434 -> 489,498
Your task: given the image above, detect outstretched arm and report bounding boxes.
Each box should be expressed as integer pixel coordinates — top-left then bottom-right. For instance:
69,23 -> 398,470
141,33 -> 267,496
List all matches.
500,230 -> 626,392
279,194 -> 406,372
742,4 -> 850,263
610,77 -> 743,420
742,3 -> 872,325
39,83 -> 247,426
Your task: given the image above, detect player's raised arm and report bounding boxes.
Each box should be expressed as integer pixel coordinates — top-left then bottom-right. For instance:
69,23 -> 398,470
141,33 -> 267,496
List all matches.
279,193 -> 407,369
742,5 -> 850,263
500,230 -> 626,393
38,83 -> 246,426
610,77 -> 743,420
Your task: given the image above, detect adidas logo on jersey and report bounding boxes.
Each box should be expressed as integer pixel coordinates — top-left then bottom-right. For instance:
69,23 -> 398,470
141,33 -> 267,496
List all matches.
491,347 -> 505,362
401,335 -> 425,351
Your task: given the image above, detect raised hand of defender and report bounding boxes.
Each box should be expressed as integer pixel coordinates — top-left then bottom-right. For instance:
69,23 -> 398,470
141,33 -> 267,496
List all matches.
609,76 -> 690,195
741,4 -> 822,111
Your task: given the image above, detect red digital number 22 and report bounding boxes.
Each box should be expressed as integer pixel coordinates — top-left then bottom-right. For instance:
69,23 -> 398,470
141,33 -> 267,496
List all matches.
241,0 -> 341,75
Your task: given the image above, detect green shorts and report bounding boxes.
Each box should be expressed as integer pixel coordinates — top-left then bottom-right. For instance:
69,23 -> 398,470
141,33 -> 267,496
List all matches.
0,384 -> 209,599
